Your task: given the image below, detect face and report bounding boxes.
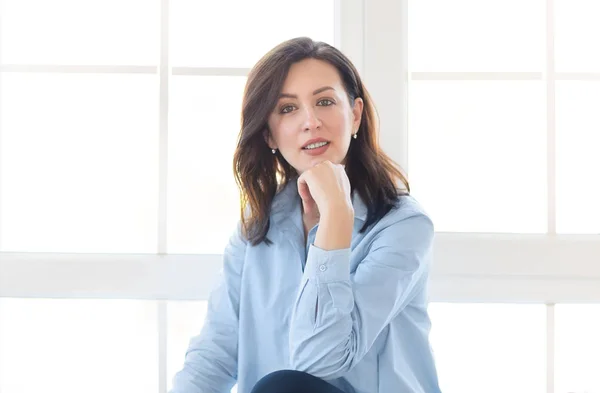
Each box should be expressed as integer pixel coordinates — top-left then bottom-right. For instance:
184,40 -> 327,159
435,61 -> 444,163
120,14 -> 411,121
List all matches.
266,58 -> 363,174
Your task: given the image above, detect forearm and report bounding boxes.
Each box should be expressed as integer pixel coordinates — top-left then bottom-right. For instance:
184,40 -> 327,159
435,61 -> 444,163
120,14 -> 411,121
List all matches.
289,245 -> 355,379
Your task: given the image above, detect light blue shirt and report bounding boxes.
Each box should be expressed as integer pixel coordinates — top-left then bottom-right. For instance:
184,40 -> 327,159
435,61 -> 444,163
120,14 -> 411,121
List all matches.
170,180 -> 442,393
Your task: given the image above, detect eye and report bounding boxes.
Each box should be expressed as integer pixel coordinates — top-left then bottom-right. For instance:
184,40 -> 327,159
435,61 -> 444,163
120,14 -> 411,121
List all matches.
280,105 -> 296,114
317,99 -> 334,106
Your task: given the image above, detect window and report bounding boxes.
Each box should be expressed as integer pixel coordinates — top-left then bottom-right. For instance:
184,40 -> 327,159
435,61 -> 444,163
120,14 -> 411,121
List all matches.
408,0 -> 600,235
429,303 -> 547,393
0,0 -> 336,255
0,298 -> 158,393
0,73 -> 160,253
555,304 -> 600,393
407,1 -> 600,392
0,0 -> 160,65
407,79 -> 547,233
2,1 -> 600,393
0,1 -> 339,392
166,301 -> 208,392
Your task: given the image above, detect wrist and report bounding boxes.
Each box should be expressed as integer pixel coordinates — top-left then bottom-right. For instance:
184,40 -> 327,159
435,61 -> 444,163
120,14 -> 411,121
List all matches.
320,202 -> 354,222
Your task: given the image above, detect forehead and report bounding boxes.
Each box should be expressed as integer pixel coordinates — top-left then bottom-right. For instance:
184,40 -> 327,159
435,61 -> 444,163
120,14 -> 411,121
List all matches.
281,58 -> 344,92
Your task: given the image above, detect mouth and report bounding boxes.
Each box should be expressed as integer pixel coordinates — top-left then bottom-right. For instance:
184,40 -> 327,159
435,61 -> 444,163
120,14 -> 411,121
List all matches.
301,140 -> 331,156
302,141 -> 330,150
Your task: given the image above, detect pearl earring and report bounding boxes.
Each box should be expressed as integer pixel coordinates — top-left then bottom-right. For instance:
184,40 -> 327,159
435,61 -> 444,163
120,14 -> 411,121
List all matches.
353,133 -> 358,139
272,148 -> 276,154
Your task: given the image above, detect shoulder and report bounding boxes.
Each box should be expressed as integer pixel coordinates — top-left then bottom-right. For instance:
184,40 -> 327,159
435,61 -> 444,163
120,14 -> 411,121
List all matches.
376,193 -> 433,228
369,194 -> 434,251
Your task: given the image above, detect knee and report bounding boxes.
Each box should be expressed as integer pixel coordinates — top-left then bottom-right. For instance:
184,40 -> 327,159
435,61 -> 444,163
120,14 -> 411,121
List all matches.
250,370 -> 313,393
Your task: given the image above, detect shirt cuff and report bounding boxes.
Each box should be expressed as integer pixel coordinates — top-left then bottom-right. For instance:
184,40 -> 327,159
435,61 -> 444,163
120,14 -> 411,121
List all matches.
304,244 -> 351,284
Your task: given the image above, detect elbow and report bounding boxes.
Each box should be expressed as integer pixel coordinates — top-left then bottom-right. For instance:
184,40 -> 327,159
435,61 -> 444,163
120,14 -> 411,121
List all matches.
289,342 -> 354,380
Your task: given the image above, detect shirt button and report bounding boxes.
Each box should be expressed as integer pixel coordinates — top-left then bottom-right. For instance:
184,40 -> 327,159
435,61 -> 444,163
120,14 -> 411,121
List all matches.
319,265 -> 327,272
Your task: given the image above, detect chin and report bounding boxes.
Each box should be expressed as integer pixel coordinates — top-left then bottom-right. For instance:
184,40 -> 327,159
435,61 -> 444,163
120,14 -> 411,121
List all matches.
311,156 -> 343,167
291,153 -> 342,174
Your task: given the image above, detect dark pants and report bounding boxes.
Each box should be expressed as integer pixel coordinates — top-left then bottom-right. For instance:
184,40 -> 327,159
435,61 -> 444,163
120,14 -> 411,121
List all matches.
250,370 -> 345,393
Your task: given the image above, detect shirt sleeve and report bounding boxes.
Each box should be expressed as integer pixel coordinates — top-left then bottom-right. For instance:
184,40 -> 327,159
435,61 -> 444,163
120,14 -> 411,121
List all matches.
288,211 -> 434,380
169,224 -> 246,393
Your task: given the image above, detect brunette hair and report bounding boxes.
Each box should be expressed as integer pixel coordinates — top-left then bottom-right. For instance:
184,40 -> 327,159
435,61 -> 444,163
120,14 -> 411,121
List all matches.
233,37 -> 409,245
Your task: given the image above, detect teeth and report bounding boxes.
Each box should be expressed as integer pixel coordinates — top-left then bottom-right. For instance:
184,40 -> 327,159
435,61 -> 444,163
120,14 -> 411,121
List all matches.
304,141 -> 328,150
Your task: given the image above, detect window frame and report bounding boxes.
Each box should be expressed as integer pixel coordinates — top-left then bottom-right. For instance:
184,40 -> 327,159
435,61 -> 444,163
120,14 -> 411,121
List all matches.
1,1 -> 600,393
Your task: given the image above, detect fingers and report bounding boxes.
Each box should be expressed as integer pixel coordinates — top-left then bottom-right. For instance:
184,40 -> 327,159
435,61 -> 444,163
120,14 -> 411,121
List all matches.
297,160 -> 348,216
297,176 -> 313,203
297,175 -> 316,215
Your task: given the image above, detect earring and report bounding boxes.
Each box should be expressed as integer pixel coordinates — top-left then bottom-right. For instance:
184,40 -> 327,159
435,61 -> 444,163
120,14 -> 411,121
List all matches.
272,148 -> 276,154
353,133 -> 358,139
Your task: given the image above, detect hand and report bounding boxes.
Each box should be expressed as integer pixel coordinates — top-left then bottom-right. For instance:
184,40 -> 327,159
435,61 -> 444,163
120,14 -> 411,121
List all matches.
297,161 -> 353,220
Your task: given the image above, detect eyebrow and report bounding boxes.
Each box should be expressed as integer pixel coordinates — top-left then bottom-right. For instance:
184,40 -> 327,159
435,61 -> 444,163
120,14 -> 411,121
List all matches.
278,86 -> 335,99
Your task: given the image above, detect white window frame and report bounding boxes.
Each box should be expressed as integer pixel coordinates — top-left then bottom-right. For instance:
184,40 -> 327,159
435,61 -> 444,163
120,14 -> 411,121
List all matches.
365,3 -> 599,392
1,1 -> 599,393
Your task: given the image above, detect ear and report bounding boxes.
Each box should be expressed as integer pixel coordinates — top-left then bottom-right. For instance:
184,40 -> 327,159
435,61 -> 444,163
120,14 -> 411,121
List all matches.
263,128 -> 277,150
352,97 -> 364,132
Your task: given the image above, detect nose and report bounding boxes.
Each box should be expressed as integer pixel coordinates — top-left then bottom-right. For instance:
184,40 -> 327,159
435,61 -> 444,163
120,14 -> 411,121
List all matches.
302,106 -> 322,132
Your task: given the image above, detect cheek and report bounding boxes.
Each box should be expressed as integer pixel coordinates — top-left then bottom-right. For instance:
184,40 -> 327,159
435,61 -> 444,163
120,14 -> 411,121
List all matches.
324,109 -> 352,135
269,118 -> 298,148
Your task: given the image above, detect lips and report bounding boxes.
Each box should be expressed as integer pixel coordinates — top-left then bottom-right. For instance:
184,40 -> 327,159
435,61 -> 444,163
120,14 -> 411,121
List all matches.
301,141 -> 330,156
302,138 -> 329,149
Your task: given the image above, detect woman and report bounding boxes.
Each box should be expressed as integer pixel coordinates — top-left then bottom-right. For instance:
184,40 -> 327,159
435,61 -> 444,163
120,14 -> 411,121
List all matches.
170,37 -> 442,393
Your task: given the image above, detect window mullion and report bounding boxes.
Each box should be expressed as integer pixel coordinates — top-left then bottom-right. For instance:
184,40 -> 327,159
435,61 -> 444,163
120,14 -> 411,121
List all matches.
158,0 -> 170,392
546,0 -> 557,235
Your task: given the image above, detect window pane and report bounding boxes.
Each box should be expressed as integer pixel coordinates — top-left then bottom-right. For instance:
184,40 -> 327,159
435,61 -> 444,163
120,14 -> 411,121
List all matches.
555,0 -> 600,72
555,82 -> 600,234
167,301 -> 208,392
429,303 -> 546,393
167,76 -> 245,254
170,0 -> 335,68
0,0 -> 159,65
0,73 -> 159,253
0,298 -> 158,393
408,0 -> 544,72
555,304 -> 600,393
408,81 -> 547,233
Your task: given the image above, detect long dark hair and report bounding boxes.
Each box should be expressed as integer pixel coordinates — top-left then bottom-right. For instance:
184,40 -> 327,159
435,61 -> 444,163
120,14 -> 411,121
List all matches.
233,37 -> 409,245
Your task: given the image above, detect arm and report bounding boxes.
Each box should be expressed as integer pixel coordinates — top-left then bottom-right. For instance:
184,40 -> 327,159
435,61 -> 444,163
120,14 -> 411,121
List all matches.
169,224 -> 246,393
288,211 -> 434,379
